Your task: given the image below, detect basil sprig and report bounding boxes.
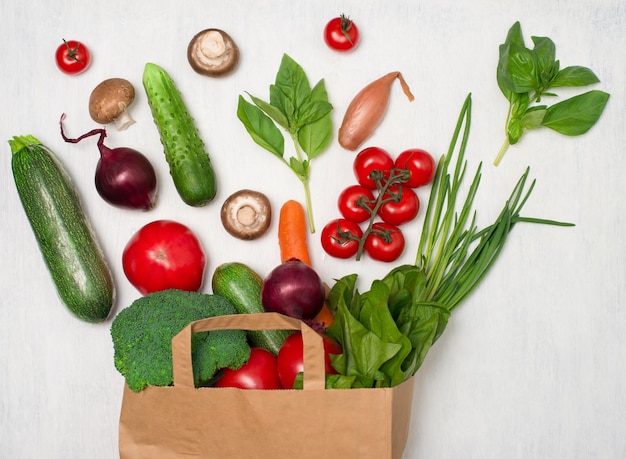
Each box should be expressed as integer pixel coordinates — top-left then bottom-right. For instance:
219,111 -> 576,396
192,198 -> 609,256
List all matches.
237,54 -> 333,233
495,21 -> 610,166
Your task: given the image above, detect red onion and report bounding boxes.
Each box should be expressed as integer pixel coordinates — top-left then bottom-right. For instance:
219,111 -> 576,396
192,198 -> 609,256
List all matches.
60,114 -> 157,211
261,258 -> 326,320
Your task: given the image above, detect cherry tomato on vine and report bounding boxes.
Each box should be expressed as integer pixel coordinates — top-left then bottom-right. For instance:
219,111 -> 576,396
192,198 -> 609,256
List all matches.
394,148 -> 436,188
364,222 -> 405,262
378,184 -> 420,226
55,39 -> 91,75
277,332 -> 342,389
338,184 -> 375,223
321,218 -> 363,259
353,146 -> 394,189
214,348 -> 281,390
324,14 -> 360,52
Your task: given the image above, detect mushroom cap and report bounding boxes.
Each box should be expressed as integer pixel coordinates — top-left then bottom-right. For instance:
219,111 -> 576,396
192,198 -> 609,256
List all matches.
221,189 -> 272,240
88,78 -> 135,125
187,28 -> 239,77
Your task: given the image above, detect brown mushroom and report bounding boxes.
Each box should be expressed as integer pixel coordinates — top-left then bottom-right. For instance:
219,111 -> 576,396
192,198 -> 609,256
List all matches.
187,28 -> 239,77
221,190 -> 272,240
88,78 -> 136,130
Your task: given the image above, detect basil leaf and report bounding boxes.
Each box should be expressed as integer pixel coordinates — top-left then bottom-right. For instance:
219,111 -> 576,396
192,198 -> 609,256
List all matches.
507,117 -> 523,144
520,106 -> 547,130
497,43 -> 516,99
507,45 -> 540,93
269,84 -> 295,126
295,99 -> 333,128
246,92 -> 289,130
236,96 -> 284,158
504,21 -> 525,48
541,90 -> 610,135
497,21 -> 527,99
288,157 -> 308,180
550,65 -> 600,88
297,79 -> 333,158
273,54 -> 311,120
531,35 -> 556,84
298,113 -> 332,159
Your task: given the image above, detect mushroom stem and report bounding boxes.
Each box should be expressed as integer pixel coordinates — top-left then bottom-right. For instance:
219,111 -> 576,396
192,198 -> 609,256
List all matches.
113,107 -> 136,131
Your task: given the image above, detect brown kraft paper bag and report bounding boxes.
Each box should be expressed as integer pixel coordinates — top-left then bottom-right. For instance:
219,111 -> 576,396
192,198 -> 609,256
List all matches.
118,312 -> 415,459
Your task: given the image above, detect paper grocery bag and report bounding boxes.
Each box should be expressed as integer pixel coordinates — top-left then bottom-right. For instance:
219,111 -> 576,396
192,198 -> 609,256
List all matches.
118,312 -> 415,459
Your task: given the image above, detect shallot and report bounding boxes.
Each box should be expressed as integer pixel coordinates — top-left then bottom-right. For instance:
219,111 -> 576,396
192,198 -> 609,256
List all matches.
338,71 -> 414,151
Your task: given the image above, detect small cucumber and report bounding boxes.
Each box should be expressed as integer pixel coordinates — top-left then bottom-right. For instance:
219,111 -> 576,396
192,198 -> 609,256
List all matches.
9,135 -> 115,323
211,262 -> 290,354
142,62 -> 217,207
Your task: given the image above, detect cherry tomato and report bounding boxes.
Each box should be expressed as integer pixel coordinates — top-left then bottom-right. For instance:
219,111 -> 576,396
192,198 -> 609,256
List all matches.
394,148 -> 436,188
364,222 -> 405,262
320,218 -> 363,259
337,184 -> 375,223
55,39 -> 91,75
214,348 -> 281,390
378,184 -> 420,226
277,332 -> 342,389
324,14 -> 360,52
353,146 -> 394,189
122,220 -> 206,295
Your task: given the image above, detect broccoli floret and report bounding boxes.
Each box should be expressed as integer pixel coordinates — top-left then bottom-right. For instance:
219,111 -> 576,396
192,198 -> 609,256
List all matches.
110,289 -> 250,392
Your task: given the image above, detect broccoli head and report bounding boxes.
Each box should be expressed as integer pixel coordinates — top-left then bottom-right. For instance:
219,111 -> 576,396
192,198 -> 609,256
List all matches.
110,289 -> 251,392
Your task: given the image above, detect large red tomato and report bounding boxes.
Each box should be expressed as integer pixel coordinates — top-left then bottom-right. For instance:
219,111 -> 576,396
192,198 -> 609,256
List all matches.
214,348 -> 282,390
277,332 -> 342,389
122,220 -> 206,295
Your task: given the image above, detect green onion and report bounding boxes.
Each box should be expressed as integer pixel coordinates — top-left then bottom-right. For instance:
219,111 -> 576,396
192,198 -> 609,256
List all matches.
416,94 -> 574,311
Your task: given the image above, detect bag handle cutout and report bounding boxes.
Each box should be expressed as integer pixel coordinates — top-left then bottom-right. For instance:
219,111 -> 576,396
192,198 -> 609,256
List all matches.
171,312 -> 326,390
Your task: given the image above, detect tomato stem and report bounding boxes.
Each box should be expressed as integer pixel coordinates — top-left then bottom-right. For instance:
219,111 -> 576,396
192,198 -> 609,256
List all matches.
62,38 -> 85,64
354,167 -> 409,261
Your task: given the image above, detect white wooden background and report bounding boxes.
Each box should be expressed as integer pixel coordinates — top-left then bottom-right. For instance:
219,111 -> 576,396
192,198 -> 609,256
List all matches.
1,0 -> 624,457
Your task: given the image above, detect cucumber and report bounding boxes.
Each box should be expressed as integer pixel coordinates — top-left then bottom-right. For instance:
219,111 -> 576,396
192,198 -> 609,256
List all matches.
142,62 -> 217,207
211,262 -> 290,354
9,135 -> 115,323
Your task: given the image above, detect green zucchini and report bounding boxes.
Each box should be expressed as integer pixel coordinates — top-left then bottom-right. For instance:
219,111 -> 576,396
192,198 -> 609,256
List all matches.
142,62 -> 217,207
211,262 -> 290,354
9,135 -> 115,323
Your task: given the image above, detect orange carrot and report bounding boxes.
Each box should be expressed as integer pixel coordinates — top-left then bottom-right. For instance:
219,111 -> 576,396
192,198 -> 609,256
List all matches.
278,200 -> 312,266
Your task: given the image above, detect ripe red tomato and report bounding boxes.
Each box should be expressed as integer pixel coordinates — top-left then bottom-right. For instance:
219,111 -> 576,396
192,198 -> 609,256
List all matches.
277,332 -> 342,389
324,14 -> 360,52
122,220 -> 206,295
394,148 -> 436,188
378,184 -> 420,226
364,222 -> 405,262
337,184 -> 375,223
353,147 -> 394,189
55,39 -> 91,75
214,348 -> 281,390
320,218 -> 363,259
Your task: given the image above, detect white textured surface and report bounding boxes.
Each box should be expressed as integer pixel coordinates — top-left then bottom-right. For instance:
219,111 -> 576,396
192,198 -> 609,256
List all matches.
1,0 -> 625,457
